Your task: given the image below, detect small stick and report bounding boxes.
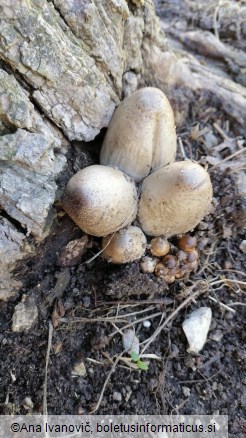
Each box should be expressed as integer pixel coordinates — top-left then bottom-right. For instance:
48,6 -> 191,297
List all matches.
178,136 -> 188,160
109,311 -> 163,338
43,321 -> 53,438
213,122 -> 229,140
208,295 -> 236,313
43,321 -> 53,416
89,351 -> 125,414
210,278 -> 246,287
209,148 -> 246,171
94,298 -> 174,306
228,302 -> 246,307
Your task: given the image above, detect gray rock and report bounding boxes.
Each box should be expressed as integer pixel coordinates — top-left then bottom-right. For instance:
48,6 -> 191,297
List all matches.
0,271 -> 23,302
12,299 -> 38,332
0,218 -> 27,301
210,330 -> 223,342
113,391 -> 122,402
239,240 -> 246,254
0,217 -> 26,266
182,386 -> 191,397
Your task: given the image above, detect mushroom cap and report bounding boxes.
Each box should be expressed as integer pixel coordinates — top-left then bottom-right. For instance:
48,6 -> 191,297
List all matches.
138,161 -> 213,237
150,236 -> 170,256
63,165 -> 138,237
100,87 -> 177,182
102,225 -> 147,264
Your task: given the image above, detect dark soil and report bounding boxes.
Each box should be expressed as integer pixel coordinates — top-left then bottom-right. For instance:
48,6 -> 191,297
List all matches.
0,2 -> 245,438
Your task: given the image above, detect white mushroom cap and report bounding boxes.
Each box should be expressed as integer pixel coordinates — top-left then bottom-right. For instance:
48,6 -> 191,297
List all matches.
138,161 -> 213,237
63,165 -> 138,237
100,87 -> 177,182
102,225 -> 147,264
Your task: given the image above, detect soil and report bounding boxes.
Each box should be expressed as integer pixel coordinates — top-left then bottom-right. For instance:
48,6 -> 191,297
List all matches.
0,2 -> 245,437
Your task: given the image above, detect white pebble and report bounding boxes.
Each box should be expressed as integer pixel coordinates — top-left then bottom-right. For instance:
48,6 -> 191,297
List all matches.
182,386 -> 191,397
182,307 -> 212,354
23,397 -> 33,410
113,391 -> 122,402
239,240 -> 246,253
143,320 -> 151,328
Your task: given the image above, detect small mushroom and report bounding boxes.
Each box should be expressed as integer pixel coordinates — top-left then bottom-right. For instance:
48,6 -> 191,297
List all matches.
138,161 -> 212,237
100,87 -> 177,182
186,249 -> 198,263
150,236 -> 170,256
162,254 -> 178,269
155,262 -> 168,277
102,225 -> 147,264
62,165 -> 137,237
177,235 -> 197,252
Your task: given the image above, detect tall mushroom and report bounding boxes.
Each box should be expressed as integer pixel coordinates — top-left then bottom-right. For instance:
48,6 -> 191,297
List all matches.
138,161 -> 213,237
100,87 -> 177,182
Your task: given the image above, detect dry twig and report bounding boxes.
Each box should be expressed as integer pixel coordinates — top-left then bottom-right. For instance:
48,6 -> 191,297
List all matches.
43,321 -> 53,416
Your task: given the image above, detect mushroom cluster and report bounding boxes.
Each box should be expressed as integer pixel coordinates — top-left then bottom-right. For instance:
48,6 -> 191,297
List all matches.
140,235 -> 199,283
63,87 -> 212,270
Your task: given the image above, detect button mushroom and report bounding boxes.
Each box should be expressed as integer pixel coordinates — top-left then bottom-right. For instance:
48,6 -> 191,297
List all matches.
150,236 -> 170,256
138,161 -> 212,237
62,165 -> 138,237
102,225 -> 147,264
100,87 -> 177,182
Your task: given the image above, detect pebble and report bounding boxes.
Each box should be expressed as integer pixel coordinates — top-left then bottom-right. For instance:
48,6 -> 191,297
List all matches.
113,391 -> 122,402
72,360 -> 86,377
88,367 -> 94,376
182,386 -> 191,397
12,300 -> 38,332
143,320 -> 151,328
212,382 -> 218,391
182,307 -> 212,354
82,296 -> 91,308
210,330 -> 223,342
23,397 -> 34,410
239,240 -> 246,254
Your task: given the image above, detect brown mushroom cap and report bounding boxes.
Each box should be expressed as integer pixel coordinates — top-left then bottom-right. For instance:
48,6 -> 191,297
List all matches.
102,226 -> 147,264
138,161 -> 213,237
100,87 -> 177,182
62,165 -> 138,237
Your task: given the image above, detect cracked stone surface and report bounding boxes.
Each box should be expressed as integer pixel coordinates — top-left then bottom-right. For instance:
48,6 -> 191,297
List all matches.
0,217 -> 26,301
0,70 -> 67,237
